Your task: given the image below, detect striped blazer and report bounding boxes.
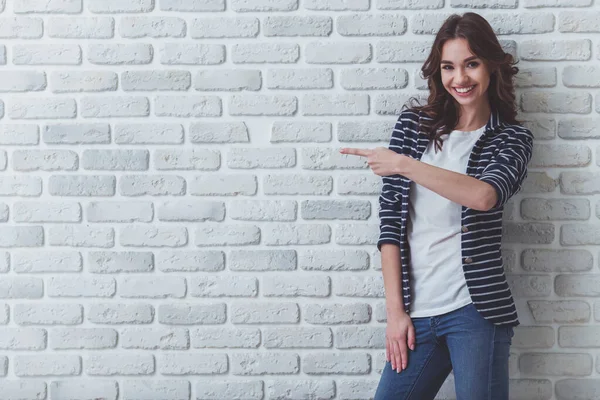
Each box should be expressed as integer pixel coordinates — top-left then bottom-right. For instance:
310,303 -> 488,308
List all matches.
377,107 -> 534,326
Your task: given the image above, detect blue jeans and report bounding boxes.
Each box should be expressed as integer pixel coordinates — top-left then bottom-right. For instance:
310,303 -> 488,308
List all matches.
374,302 -> 514,400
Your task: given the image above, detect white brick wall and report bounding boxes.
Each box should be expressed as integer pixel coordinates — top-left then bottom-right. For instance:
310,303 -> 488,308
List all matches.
0,0 -> 598,399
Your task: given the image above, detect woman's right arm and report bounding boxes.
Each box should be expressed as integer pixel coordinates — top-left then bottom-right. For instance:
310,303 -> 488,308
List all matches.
381,244 -> 415,373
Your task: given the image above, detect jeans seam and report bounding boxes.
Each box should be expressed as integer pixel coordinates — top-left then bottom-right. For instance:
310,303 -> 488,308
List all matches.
486,326 -> 496,400
404,344 -> 442,400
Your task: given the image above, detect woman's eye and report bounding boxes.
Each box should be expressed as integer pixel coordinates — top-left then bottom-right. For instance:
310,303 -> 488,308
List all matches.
441,62 -> 479,70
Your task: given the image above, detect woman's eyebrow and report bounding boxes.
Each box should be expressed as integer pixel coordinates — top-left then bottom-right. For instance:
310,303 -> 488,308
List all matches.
440,56 -> 479,64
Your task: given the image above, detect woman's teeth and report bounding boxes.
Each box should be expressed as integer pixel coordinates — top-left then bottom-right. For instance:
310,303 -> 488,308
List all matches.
455,85 -> 475,93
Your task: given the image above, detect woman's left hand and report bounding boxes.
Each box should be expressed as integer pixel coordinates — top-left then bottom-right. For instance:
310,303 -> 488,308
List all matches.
340,147 -> 408,177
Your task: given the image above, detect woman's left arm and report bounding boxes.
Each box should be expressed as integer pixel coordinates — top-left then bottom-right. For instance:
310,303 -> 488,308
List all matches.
340,128 -> 533,212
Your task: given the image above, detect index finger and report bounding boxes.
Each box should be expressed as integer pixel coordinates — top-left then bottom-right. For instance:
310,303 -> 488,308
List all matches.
339,148 -> 371,157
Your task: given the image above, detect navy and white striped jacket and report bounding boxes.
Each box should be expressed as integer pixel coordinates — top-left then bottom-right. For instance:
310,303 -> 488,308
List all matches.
377,107 -> 534,326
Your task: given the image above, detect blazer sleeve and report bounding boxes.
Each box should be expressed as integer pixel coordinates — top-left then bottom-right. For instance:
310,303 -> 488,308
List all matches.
377,113 -> 406,251
479,127 -> 534,211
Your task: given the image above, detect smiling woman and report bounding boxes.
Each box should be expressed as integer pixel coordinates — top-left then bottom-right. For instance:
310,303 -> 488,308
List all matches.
341,12 -> 534,400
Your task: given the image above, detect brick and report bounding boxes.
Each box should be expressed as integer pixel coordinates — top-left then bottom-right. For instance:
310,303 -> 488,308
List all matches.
304,353 -> 369,374
49,175 -> 115,196
88,303 -> 154,324
119,175 -> 185,196
191,17 -> 258,38
0,227 -> 43,248
524,0 -> 591,6
561,224 -> 600,245
196,381 -> 263,400
13,44 -> 81,65
228,147 -> 295,168
263,276 -> 330,297
377,41 -> 431,62
506,275 -> 551,297
119,277 -> 186,299
14,304 -> 82,325
0,124 -> 39,145
88,44 -> 153,65
528,300 -> 590,323
338,14 -> 406,36
231,302 -> 299,324
88,0 -> 154,12
160,0 -> 225,11
306,42 -> 371,64
48,225 -> 114,248
555,274 -> 600,296
86,354 -> 154,376
229,200 -> 296,221
522,249 -> 592,272
158,200 -> 224,222
377,0 -> 443,8
341,68 -> 408,90
559,11 -> 600,32
189,276 -> 257,297
190,174 -> 257,196
230,95 -> 297,116
51,381 -> 117,400
122,381 -> 190,400
15,355 -> 81,376
0,71 -> 46,92
51,71 -> 117,93
301,200 -> 370,220
121,70 -> 191,91
521,198 -> 590,220
335,224 -> 379,245
263,224 -> 331,245
13,201 -> 81,222
335,326 -> 385,349
228,250 -> 296,271
191,327 -> 259,349
88,251 -> 153,273
264,174 -> 332,195
10,98 -> 76,119
271,122 -> 331,143
560,171 -> 600,194
520,39 -> 591,61
50,328 -> 117,350
558,117 -> 600,139
158,303 -> 226,325
44,123 -> 109,144
0,17 -> 43,38
556,379 -> 600,400
120,16 -> 185,38
502,223 -> 555,244
87,201 -> 153,223
195,225 -> 260,246
155,96 -> 221,117
160,43 -> 225,65
232,353 -> 299,375
0,328 -> 46,350
264,16 -> 332,36
115,123 -> 183,144
48,17 -> 113,38
520,353 -> 591,376
512,326 -> 554,348
299,250 -> 369,271
189,122 -> 248,143
305,0 -> 369,10
0,176 -> 41,196
263,327 -> 332,348
48,276 -> 116,298
160,353 -> 226,375
154,149 -> 219,171
231,0 -> 298,11
195,70 -> 261,91
13,149 -> 78,171
267,68 -> 332,90
13,251 -> 81,273
156,251 -> 224,272
120,225 -> 187,247
516,68 -> 557,88
232,43 -> 299,64
303,94 -> 369,116
83,149 -> 148,171
81,96 -> 149,117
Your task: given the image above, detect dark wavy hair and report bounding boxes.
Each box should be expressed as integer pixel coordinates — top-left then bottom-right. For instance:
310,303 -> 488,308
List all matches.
406,12 -> 520,153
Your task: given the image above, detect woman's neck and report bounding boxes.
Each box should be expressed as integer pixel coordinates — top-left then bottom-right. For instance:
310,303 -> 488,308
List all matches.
455,102 -> 491,131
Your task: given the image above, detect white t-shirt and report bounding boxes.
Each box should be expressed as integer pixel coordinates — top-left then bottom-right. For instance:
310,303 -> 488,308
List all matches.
407,124 -> 486,318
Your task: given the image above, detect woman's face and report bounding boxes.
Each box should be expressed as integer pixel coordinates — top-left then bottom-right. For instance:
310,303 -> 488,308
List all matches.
440,38 -> 492,110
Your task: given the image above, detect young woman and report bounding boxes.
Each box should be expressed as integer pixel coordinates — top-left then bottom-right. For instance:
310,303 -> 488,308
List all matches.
340,12 -> 533,400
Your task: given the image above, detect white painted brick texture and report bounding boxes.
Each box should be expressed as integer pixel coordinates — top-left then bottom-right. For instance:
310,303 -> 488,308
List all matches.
0,1 -> 596,399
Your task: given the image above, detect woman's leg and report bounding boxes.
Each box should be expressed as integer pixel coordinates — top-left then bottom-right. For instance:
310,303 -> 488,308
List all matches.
441,303 -> 514,400
374,316 -> 453,400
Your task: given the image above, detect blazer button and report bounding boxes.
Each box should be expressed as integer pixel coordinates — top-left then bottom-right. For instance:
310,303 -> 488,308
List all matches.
462,226 -> 468,233
464,257 -> 473,264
